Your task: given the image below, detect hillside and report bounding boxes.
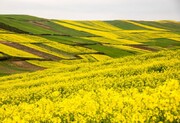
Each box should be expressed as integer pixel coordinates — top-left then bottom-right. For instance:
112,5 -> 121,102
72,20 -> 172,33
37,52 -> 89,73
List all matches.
0,15 -> 179,76
0,49 -> 179,122
0,15 -> 180,122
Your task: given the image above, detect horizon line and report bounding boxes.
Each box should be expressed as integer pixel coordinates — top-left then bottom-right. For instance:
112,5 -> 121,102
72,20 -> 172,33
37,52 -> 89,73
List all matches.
0,14 -> 180,22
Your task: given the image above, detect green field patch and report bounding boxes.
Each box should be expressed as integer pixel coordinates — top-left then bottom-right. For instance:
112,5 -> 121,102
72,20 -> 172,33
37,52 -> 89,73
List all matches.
144,38 -> 180,48
83,37 -> 121,44
0,17 -> 55,34
0,21 -> 27,33
135,21 -> 180,33
86,44 -> 134,58
105,20 -> 149,30
42,35 -> 76,45
0,19 -> 56,34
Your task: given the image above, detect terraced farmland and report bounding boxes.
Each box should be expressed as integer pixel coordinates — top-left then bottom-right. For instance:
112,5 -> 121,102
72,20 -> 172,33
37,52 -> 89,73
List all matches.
0,15 -> 179,75
0,15 -> 179,122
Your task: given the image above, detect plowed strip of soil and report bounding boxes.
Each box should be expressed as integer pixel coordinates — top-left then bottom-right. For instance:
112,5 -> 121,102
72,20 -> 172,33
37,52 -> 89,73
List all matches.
127,45 -> 158,52
29,21 -> 60,33
0,41 -> 61,60
0,63 -> 18,74
32,21 -> 52,29
11,61 -> 44,71
0,56 -> 47,61
0,60 -> 44,75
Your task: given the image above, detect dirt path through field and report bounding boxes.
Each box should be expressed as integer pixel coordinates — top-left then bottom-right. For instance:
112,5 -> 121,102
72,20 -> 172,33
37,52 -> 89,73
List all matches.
0,41 -> 61,60
127,45 -> 158,51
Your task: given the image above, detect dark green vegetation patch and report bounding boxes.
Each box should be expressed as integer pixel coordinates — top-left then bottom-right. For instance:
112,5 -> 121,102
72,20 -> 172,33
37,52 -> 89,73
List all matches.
105,20 -> 149,30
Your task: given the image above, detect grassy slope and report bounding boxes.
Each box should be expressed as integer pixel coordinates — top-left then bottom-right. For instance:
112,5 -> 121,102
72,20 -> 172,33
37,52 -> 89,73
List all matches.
0,15 -> 54,34
105,20 -> 150,30
87,44 -> 135,57
144,38 -> 180,48
135,20 -> 180,33
0,15 -> 94,36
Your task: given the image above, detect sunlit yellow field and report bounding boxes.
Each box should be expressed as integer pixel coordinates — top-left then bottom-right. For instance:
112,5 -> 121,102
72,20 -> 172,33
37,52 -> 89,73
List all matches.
0,50 -> 179,122
0,15 -> 179,122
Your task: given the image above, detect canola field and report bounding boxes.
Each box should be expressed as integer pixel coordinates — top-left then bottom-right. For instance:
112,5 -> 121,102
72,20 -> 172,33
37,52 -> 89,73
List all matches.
0,15 -> 180,122
0,50 -> 180,122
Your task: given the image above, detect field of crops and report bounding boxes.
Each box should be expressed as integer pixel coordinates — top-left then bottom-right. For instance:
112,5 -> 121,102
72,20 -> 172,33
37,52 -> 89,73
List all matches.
0,15 -> 179,122
0,50 -> 179,122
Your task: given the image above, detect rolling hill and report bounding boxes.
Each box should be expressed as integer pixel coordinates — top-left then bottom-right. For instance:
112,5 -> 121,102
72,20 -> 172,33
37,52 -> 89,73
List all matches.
0,15 -> 179,76
0,15 -> 179,122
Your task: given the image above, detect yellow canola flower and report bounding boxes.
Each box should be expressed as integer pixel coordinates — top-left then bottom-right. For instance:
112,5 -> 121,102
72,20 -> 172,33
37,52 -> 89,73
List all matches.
0,50 -> 179,122
54,21 -> 119,40
0,43 -> 40,58
0,34 -> 37,43
91,21 -> 122,31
